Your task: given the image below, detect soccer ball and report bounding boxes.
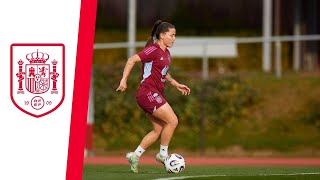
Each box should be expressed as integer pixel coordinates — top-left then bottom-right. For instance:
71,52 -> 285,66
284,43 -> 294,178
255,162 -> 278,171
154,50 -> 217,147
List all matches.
164,153 -> 185,173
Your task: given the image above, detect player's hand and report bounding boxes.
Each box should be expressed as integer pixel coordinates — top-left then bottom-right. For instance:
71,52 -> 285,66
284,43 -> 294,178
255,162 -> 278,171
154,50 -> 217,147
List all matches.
116,78 -> 127,92
177,84 -> 191,96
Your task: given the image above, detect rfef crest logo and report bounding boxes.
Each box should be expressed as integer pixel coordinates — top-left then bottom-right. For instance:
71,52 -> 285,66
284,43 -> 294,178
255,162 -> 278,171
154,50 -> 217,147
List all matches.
10,44 -> 65,118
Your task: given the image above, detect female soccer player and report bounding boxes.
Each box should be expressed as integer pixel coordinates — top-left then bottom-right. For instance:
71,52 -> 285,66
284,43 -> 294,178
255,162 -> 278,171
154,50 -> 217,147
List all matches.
116,20 -> 191,173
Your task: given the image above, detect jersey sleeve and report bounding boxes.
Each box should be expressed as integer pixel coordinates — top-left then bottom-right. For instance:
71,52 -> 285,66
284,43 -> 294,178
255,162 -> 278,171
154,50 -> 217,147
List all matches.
137,45 -> 158,63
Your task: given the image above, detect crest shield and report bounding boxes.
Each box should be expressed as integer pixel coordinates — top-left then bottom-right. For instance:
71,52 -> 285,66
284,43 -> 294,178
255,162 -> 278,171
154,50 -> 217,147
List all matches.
25,64 -> 50,93
10,44 -> 65,118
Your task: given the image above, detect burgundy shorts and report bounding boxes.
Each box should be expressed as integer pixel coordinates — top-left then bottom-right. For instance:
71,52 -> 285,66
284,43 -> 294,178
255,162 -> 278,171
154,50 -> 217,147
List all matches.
136,90 -> 167,114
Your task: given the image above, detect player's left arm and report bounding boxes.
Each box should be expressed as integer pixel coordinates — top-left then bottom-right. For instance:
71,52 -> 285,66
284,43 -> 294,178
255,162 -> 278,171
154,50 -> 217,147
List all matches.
166,73 -> 190,96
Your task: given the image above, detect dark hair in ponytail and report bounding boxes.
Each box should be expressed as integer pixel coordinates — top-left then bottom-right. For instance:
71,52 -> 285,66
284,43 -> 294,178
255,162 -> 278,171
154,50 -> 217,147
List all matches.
145,20 -> 175,47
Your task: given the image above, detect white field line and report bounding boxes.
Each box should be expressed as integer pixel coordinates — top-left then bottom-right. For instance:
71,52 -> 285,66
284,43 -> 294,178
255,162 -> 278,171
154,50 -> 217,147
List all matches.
153,172 -> 320,180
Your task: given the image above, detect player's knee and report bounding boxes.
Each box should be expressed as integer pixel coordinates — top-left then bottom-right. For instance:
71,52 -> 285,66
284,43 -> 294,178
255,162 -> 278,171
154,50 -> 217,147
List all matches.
169,116 -> 179,128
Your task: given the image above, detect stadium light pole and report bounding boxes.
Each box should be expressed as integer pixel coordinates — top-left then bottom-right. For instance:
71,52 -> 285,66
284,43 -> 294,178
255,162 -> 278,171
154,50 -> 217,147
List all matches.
274,0 -> 281,78
127,0 -> 137,58
263,0 -> 272,72
293,0 -> 301,72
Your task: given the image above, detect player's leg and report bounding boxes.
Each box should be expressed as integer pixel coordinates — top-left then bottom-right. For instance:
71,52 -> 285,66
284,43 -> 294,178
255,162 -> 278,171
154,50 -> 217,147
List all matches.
139,113 -> 164,149
152,102 -> 178,147
126,113 -> 164,173
152,102 -> 178,163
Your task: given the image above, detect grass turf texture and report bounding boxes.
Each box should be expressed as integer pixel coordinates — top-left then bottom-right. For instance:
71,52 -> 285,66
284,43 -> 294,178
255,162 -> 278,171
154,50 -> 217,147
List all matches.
83,165 -> 320,180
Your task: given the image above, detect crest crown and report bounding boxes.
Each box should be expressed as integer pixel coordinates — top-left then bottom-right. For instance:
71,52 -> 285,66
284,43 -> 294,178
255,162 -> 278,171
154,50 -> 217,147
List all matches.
26,49 -> 49,63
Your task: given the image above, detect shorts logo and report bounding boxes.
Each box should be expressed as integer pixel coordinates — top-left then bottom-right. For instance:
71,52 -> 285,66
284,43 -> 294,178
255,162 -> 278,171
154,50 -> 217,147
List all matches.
147,92 -> 162,104
10,43 -> 65,118
153,93 -> 162,104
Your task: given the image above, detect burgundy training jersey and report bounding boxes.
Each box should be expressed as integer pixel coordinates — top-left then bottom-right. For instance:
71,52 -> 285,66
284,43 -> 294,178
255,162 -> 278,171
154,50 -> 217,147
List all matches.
136,43 -> 171,96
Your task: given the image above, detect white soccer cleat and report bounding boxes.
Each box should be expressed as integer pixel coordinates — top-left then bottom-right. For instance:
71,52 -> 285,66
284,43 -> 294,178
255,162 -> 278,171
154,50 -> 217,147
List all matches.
126,152 -> 139,173
156,153 -> 167,164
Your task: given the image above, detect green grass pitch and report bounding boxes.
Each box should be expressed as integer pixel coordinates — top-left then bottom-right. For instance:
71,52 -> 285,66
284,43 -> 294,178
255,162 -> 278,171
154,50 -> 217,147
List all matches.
83,165 -> 320,180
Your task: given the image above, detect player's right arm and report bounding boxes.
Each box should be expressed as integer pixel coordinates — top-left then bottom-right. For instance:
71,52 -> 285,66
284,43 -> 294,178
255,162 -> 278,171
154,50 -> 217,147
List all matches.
116,54 -> 141,92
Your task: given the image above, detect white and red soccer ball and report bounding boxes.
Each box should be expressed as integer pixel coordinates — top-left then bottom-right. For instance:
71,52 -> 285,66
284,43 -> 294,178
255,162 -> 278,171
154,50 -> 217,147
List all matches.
164,153 -> 185,173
